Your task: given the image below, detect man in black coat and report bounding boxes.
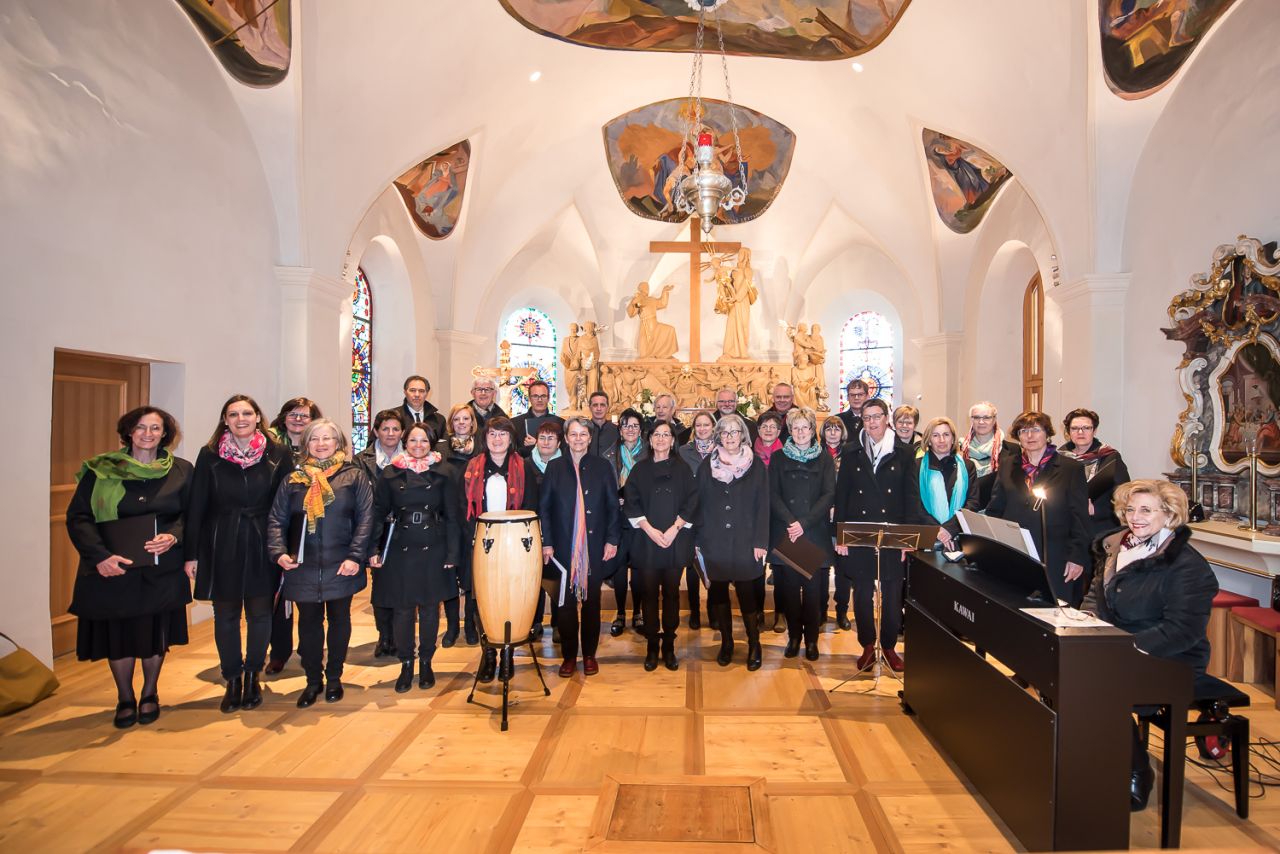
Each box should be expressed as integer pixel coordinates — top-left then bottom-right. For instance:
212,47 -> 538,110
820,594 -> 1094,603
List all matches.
586,391 -> 620,468
833,398 -> 917,672
646,393 -> 691,446
757,382 -> 796,441
836,379 -> 869,439
512,380 -> 565,456
399,374 -> 446,439
540,416 -> 622,677
713,387 -> 757,443
468,376 -> 507,428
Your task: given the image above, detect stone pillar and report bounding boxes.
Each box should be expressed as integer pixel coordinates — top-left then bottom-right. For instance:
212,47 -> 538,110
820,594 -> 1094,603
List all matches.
276,266 -> 351,430
912,333 -> 965,422
436,329 -> 490,407
1048,274 -> 1129,431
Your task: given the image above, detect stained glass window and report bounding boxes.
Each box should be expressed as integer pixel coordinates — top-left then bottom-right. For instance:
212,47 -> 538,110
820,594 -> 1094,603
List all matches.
501,308 -> 557,415
350,269 -> 373,453
839,311 -> 895,408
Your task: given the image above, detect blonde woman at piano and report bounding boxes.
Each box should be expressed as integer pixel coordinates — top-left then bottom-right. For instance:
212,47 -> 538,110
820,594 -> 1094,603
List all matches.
1082,479 -> 1217,812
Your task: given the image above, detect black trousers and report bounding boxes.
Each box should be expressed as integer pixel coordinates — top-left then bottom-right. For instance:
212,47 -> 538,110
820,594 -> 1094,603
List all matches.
823,569 -> 851,617
612,565 -> 641,619
682,565 -> 702,617
442,594 -> 478,633
393,603 -> 439,663
212,596 -> 273,680
776,566 -> 824,644
296,596 -> 353,684
374,605 -> 395,641
638,564 -> 681,643
841,551 -> 903,648
707,578 -> 759,624
753,574 -> 766,618
557,577 -> 605,660
269,595 -> 294,663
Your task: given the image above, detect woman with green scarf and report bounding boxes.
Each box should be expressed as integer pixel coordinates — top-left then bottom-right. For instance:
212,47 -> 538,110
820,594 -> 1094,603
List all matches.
913,416 -> 979,551
66,406 -> 193,729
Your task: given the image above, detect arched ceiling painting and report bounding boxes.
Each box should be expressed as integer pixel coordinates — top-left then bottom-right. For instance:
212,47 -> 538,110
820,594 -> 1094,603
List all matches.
499,0 -> 912,61
1099,0 -> 1237,97
922,130 -> 1012,235
603,98 -> 796,226
392,141 -> 472,240
175,0 -> 290,86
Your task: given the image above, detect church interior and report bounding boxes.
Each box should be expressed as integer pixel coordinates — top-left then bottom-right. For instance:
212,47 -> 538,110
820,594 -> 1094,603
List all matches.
3,0 -> 1280,850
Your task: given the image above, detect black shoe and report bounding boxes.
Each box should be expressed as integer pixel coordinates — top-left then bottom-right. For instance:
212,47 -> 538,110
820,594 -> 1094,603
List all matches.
478,647 -> 497,684
662,639 -> 678,671
644,641 -> 659,672
395,661 -> 414,694
747,643 -> 763,671
610,616 -> 625,637
441,627 -> 459,649
552,626 -> 561,645
529,622 -> 544,641
716,607 -> 734,666
688,612 -> 701,630
242,672 -> 263,710
772,613 -> 786,633
137,694 -> 161,725
297,682 -> 323,708
374,637 -> 394,659
1130,763 -> 1155,812
804,641 -> 820,662
837,615 -> 852,631
113,699 -> 138,729
464,625 -> 480,646
783,637 -> 801,658
220,676 -> 243,714
419,661 -> 435,689
325,682 -> 344,703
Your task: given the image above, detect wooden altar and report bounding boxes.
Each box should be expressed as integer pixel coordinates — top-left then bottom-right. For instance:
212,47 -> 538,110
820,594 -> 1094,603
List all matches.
596,360 -> 792,417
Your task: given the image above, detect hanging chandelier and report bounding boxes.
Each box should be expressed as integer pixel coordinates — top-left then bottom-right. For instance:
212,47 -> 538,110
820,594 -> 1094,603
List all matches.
675,0 -> 748,234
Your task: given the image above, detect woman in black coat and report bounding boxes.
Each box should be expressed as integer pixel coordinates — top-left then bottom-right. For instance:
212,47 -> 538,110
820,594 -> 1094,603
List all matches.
1082,479 -> 1218,811
66,406 -> 192,728
354,408 -> 407,660
986,410 -> 1091,606
912,416 -> 980,550
368,422 -> 460,692
623,421 -> 698,672
439,402 -> 482,647
1059,408 -> 1132,542
267,419 -> 374,708
768,408 -> 835,662
697,413 -> 770,671
540,417 -> 621,677
184,395 -> 290,714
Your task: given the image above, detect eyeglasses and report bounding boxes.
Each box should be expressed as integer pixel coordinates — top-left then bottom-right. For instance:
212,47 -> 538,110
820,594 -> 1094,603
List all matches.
1019,426 -> 1046,436
971,415 -> 995,421
1069,425 -> 1094,432
287,413 -> 312,421
620,423 -> 641,431
473,386 -> 495,394
721,428 -> 743,436
862,413 -> 886,421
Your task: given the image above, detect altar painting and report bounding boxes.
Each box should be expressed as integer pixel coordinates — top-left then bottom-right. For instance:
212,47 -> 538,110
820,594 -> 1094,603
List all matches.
176,0 -> 290,86
1212,339 -> 1280,469
1099,0 -> 1237,98
392,141 -> 471,240
922,130 -> 1011,235
603,98 -> 795,226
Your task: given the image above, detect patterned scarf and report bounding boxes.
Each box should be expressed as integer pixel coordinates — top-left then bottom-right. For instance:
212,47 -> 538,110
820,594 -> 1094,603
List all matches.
288,451 -> 347,533
919,453 -> 969,524
782,438 -> 822,463
77,449 -> 175,523
218,430 -> 267,469
1020,444 -> 1057,487
694,436 -> 716,457
569,459 -> 590,602
754,436 -> 783,467
463,453 -> 526,520
391,450 -> 442,474
961,428 -> 1005,476
710,444 -> 754,483
1117,527 -> 1172,572
619,440 -> 645,486
1060,439 -> 1117,465
450,435 -> 475,456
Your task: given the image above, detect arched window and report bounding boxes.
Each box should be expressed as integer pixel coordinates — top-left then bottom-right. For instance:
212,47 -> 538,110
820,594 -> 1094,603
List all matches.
350,268 -> 373,453
1023,273 -> 1044,411
839,311 -> 895,408
501,308 -> 558,416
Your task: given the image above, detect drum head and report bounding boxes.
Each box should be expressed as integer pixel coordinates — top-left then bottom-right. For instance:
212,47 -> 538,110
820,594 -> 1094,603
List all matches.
478,510 -> 538,523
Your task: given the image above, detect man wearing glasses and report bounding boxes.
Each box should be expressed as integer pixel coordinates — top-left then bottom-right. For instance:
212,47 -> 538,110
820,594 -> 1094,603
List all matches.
958,401 -> 1019,509
712,387 -> 757,443
513,380 -> 564,457
468,377 -> 507,429
837,379 -> 869,440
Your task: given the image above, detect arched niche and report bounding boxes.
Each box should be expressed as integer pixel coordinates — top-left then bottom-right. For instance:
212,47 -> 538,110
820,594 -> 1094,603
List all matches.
972,241 -> 1041,424
355,235 -> 419,414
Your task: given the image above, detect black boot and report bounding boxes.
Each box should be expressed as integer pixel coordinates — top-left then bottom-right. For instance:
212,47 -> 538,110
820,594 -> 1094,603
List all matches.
716,605 -> 734,666
419,658 -> 435,689
241,672 -> 263,710
477,646 -> 498,683
662,635 -> 678,671
688,607 -> 701,630
1130,761 -> 1155,812
745,609 -> 763,672
220,676 -> 242,713
644,638 -> 659,672
395,660 -> 414,694
498,646 -> 515,682
784,635 -> 801,658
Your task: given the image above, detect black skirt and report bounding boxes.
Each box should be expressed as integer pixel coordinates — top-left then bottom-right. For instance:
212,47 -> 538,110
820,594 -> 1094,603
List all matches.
75,607 -> 189,661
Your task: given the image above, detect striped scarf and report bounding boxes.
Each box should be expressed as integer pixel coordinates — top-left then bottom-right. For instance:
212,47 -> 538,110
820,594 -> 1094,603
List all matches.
288,452 -> 347,533
570,459 -> 590,601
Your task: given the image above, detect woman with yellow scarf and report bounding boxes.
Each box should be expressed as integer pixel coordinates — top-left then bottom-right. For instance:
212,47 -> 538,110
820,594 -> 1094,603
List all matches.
267,419 -> 374,708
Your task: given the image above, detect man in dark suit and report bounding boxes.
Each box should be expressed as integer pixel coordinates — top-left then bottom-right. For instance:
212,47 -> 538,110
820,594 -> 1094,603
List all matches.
399,374 -> 446,439
833,398 -> 917,672
468,376 -> 507,428
646,393 -> 690,446
758,382 -> 796,441
512,380 -> 564,456
586,391 -> 620,468
540,416 -> 622,677
836,379 -> 869,440
713,387 -> 757,442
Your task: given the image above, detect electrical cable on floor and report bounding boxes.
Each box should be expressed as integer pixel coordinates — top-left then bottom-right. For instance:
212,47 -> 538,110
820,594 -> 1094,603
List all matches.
1146,729 -> 1280,800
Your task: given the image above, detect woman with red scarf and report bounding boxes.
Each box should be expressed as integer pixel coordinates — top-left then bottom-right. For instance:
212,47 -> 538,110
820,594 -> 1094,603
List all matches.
1058,408 -> 1132,541
986,410 -> 1091,606
185,395 -> 291,714
752,410 -> 785,629
461,416 -> 539,683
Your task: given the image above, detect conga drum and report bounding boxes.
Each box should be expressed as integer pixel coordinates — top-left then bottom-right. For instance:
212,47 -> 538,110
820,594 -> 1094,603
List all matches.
471,510 -> 543,643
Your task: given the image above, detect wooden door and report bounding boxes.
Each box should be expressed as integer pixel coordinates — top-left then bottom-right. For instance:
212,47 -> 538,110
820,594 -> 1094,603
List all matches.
49,351 -> 148,656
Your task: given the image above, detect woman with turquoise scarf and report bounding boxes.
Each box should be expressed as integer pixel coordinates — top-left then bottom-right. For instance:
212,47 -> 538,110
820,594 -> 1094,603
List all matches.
914,416 -> 979,550
66,406 -> 193,729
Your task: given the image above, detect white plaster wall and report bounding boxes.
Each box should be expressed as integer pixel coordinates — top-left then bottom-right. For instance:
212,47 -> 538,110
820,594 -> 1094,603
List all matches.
1120,0 -> 1280,481
0,1 -> 280,664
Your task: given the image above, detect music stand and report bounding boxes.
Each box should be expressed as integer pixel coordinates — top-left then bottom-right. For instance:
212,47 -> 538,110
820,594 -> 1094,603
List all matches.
830,521 -> 940,694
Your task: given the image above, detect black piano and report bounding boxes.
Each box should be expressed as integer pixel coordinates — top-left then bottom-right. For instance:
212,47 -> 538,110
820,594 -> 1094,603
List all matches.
904,548 -> 1192,851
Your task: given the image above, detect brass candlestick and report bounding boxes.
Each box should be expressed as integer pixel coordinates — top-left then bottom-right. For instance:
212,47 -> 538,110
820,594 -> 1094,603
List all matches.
1240,429 -> 1261,533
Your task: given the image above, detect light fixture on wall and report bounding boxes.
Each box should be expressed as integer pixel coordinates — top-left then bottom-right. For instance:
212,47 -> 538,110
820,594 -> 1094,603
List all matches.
674,0 -> 748,234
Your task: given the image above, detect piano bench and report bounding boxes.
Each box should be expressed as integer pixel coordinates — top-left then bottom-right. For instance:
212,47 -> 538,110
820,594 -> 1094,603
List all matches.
1208,591 -> 1261,678
1226,607 -> 1280,700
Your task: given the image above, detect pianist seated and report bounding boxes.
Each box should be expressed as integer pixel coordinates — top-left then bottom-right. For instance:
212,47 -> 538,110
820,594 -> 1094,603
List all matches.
1082,479 -> 1218,812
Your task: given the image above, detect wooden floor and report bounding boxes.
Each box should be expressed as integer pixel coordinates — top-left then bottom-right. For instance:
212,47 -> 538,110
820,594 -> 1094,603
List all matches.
2,592 -> 1279,853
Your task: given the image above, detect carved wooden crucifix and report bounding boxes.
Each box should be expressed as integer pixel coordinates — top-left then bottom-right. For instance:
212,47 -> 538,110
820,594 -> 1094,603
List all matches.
649,217 -> 741,363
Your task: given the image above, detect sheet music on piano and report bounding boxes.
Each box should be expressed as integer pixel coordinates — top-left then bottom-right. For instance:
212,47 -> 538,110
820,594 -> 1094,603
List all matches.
1019,607 -> 1113,629
957,509 -> 1039,560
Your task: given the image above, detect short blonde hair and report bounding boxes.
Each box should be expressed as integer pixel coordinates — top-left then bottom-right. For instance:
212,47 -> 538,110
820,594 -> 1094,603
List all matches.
893,405 -> 920,426
785,406 -> 817,434
300,418 -> 349,456
920,416 -> 960,454
1112,479 -> 1189,530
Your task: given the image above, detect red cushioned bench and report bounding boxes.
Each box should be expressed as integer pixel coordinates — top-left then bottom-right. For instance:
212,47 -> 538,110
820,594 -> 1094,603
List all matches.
1208,590 -> 1260,678
1228,605 -> 1280,706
